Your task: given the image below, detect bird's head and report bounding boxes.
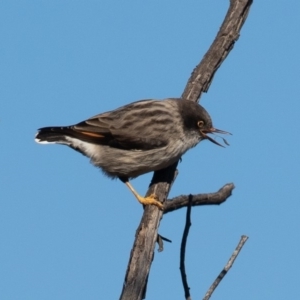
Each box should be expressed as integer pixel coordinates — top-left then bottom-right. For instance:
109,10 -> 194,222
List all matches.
179,100 -> 231,147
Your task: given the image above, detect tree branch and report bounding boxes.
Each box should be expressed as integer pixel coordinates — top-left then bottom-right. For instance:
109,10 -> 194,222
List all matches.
119,0 -> 253,299
180,195 -> 193,300
164,183 -> 235,214
182,0 -> 253,103
119,163 -> 178,300
203,235 -> 249,300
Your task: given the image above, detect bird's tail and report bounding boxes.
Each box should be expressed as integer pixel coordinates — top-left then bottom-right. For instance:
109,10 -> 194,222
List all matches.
35,126 -> 75,145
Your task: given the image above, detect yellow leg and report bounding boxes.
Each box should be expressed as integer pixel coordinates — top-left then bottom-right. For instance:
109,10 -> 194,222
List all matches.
124,181 -> 164,210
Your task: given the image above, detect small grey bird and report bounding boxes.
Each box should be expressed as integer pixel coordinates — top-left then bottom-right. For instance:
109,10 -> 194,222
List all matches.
35,98 -> 229,209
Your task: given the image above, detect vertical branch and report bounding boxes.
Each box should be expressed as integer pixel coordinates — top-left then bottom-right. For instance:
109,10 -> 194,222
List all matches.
119,1 -> 253,299
120,163 -> 178,300
179,195 -> 193,300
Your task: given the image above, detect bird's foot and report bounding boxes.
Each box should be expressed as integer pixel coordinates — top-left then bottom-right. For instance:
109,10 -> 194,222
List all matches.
137,194 -> 164,210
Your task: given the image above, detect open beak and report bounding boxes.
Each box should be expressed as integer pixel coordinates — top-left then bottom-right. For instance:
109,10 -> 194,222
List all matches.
200,128 -> 231,147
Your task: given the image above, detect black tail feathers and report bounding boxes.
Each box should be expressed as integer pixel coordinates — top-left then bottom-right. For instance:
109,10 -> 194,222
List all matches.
35,126 -> 73,144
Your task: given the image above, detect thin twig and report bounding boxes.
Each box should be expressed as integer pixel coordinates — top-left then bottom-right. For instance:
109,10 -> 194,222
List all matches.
180,195 -> 193,300
203,235 -> 249,300
156,234 -> 172,253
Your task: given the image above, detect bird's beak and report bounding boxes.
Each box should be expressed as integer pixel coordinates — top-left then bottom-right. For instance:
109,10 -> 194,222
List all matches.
200,127 -> 231,147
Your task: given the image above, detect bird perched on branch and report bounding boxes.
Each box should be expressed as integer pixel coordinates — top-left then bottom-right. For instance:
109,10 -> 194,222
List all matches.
35,98 -> 229,210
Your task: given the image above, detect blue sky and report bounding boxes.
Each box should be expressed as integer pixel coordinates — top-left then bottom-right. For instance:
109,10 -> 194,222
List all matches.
1,1 -> 300,299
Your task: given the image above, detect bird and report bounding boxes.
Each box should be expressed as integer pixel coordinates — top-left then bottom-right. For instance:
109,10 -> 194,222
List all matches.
35,98 -> 230,210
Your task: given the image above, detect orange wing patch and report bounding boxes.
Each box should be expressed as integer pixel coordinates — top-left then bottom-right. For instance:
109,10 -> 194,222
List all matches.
80,131 -> 105,138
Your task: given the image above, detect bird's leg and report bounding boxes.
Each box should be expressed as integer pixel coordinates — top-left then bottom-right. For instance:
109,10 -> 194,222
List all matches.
123,181 -> 164,210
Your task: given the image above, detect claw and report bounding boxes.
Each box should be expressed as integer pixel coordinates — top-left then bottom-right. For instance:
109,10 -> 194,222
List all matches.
124,181 -> 164,210
137,194 -> 164,210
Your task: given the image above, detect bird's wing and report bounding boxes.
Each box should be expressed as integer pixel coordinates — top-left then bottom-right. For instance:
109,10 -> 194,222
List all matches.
73,99 -> 172,150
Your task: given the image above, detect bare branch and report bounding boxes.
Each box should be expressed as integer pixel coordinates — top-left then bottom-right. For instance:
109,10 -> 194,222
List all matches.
120,0 -> 253,298
164,183 -> 235,214
203,235 -> 249,300
120,163 -> 178,300
182,0 -> 253,103
180,195 -> 193,300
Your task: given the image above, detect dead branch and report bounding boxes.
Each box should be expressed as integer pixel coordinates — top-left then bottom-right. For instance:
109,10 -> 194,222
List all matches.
203,235 -> 249,300
119,163 -> 178,300
180,195 -> 193,300
119,1 -> 253,299
182,0 -> 253,103
164,183 -> 235,214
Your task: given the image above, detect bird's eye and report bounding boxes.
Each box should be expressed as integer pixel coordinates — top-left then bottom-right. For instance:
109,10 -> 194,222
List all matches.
197,120 -> 204,128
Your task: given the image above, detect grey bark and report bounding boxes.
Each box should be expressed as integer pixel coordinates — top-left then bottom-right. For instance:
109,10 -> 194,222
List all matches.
119,1 -> 253,299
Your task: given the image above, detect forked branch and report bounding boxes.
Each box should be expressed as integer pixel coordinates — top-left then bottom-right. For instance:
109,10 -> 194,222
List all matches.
120,1 -> 253,299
